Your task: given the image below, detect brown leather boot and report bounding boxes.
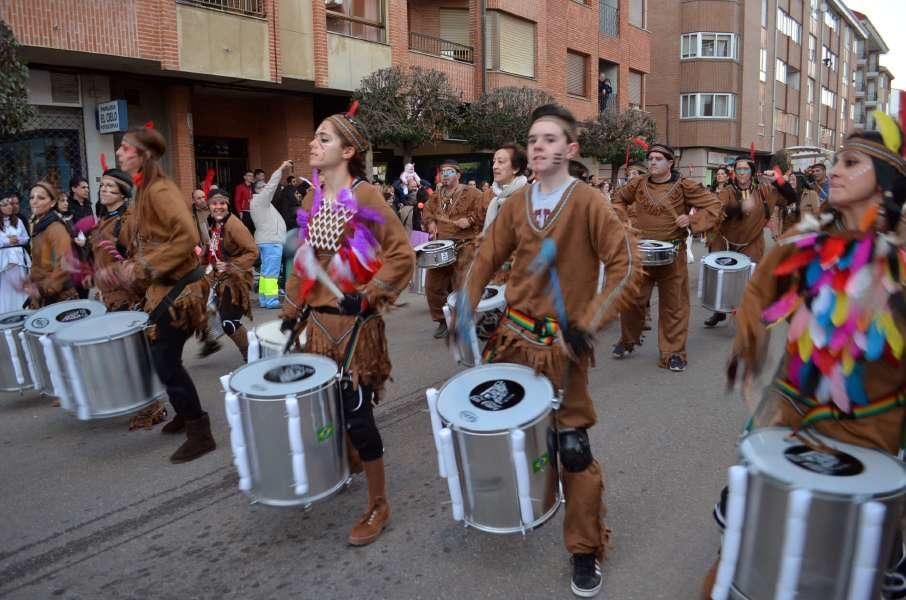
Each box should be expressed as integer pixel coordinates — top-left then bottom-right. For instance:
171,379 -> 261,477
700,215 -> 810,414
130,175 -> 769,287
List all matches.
161,413 -> 185,434
228,326 -> 249,362
169,413 -> 217,463
348,458 -> 390,546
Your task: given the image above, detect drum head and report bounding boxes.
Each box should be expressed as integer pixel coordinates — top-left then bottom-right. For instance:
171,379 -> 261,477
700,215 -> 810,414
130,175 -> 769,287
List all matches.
415,240 -> 453,253
55,311 -> 149,344
229,354 -> 338,399
255,320 -> 290,345
0,310 -> 32,330
740,427 -> 906,495
25,300 -> 107,335
437,363 -> 554,432
704,251 -> 751,271
477,285 -> 506,312
639,240 -> 674,251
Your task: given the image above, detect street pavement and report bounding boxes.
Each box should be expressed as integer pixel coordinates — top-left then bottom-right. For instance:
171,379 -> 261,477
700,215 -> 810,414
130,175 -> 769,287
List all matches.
0,240 -> 779,600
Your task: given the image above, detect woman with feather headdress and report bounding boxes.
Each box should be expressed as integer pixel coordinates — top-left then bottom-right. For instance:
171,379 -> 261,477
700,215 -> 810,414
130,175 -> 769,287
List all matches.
279,102 -> 415,547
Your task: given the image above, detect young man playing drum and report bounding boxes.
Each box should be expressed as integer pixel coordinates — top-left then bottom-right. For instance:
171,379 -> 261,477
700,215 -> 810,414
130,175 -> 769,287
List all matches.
422,159 -> 483,338
463,104 -> 641,597
610,144 -> 722,372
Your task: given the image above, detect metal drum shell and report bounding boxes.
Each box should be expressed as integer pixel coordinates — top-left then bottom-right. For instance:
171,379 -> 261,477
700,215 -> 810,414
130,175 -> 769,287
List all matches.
228,355 -> 348,507
415,241 -> 456,269
443,285 -> 506,367
700,251 -> 752,313
0,310 -> 35,393
253,320 -> 307,359
639,240 -> 676,266
409,267 -> 427,295
727,428 -> 906,600
54,313 -> 165,419
442,409 -> 560,533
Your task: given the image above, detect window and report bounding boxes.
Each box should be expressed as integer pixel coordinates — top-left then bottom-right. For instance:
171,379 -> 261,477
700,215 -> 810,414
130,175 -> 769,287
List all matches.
776,59 -> 787,83
777,9 -> 801,44
680,93 -> 735,118
326,0 -> 385,42
680,32 -> 736,59
629,0 -> 645,28
821,86 -> 835,107
438,9 -> 470,47
841,97 -> 847,122
842,61 -> 848,84
628,70 -> 644,108
761,0 -> 768,28
808,35 -> 817,63
810,0 -> 819,22
759,48 -> 768,82
485,12 -> 536,78
775,110 -> 799,135
567,51 -> 588,97
786,65 -> 800,90
824,11 -> 838,30
806,119 -> 814,142
807,78 -> 816,104
822,46 -> 837,71
180,0 -> 265,17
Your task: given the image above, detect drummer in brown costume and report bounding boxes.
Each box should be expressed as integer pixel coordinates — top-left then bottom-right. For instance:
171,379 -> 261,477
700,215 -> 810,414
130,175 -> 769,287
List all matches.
702,156 -> 796,327
610,143 -> 722,372
701,117 -> 906,599
112,125 -> 215,463
24,181 -> 79,308
422,159 -> 484,338
197,188 -> 258,361
280,106 -> 414,546
464,104 -> 641,598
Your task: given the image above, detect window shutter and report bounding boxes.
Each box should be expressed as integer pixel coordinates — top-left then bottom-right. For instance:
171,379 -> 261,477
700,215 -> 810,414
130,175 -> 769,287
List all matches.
439,9 -> 470,47
567,51 -> 587,96
498,13 -> 535,77
628,70 -> 643,106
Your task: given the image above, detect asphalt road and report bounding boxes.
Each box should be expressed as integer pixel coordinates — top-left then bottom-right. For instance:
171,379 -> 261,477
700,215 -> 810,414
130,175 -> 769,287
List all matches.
0,240 -> 778,600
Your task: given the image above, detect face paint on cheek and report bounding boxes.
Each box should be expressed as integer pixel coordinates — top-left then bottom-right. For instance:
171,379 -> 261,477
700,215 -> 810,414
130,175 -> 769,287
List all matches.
551,153 -> 564,167
845,164 -> 872,181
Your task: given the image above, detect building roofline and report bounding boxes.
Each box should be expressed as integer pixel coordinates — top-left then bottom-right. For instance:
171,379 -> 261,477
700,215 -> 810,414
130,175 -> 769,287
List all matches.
850,9 -> 889,51
879,65 -> 895,79
832,2 -> 869,40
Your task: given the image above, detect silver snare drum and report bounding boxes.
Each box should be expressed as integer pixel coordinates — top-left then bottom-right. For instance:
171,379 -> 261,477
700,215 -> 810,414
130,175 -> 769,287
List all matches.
711,427 -> 906,600
0,310 -> 34,393
415,240 -> 456,269
443,285 -> 506,367
247,320 -> 307,362
21,300 -> 107,399
698,251 -> 754,314
54,311 -> 164,420
225,354 -> 348,507
426,363 -> 562,534
639,239 -> 676,266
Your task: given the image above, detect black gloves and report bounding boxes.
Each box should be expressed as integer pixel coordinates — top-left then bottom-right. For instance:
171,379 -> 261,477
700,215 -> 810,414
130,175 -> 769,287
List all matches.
563,323 -> 593,358
280,317 -> 298,334
339,292 -> 367,316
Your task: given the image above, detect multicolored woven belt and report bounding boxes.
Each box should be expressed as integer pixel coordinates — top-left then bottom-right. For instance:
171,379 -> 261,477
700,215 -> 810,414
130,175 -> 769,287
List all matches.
481,307 -> 560,363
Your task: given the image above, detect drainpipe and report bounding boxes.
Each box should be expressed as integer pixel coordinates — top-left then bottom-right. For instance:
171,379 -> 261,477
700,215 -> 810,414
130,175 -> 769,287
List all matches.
479,0 -> 487,95
769,3 -> 778,155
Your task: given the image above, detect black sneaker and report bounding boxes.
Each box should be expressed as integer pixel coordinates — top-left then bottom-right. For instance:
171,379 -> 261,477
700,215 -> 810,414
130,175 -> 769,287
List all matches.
884,544 -> 906,599
571,553 -> 603,597
667,354 -> 687,372
197,338 -> 222,358
433,321 -> 448,339
704,312 -> 727,328
611,342 -> 632,359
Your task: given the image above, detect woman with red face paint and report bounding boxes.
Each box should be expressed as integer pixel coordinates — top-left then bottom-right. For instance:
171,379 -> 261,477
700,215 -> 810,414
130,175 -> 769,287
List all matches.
113,126 -> 215,463
280,105 -> 414,546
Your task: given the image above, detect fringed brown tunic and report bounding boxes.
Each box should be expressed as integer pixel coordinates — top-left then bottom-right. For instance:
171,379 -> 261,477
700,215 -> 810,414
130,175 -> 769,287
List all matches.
28,218 -> 78,308
205,214 -> 258,319
91,206 -> 143,311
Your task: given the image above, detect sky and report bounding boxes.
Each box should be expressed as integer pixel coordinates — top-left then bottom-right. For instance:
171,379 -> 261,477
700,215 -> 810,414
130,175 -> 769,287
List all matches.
845,0 -> 906,86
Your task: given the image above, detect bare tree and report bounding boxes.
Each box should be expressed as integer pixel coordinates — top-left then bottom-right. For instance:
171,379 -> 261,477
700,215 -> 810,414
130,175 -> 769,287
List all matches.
354,66 -> 460,164
460,87 -> 554,151
580,110 -> 657,178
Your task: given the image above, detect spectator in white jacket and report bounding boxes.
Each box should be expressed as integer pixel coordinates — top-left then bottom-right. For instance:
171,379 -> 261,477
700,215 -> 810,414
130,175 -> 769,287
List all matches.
0,195 -> 31,312
250,161 -> 291,308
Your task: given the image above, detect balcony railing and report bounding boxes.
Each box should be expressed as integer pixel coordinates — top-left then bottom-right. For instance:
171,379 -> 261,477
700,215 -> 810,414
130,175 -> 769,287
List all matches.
409,32 -> 474,64
598,92 -> 619,114
176,0 -> 265,18
599,2 -> 619,37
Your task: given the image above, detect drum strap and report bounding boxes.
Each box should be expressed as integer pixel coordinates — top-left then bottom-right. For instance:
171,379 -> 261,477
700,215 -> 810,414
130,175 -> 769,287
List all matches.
148,266 -> 205,325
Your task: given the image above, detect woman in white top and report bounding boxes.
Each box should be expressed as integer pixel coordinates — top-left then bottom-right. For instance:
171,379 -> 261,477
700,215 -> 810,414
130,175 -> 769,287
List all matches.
481,143 -> 529,284
0,195 -> 30,312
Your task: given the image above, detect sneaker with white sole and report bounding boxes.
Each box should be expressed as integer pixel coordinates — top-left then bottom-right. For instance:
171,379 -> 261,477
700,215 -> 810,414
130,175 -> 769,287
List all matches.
571,553 -> 603,597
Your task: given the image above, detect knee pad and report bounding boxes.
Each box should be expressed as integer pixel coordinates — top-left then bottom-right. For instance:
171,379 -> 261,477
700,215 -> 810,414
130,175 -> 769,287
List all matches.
222,319 -> 242,335
557,428 -> 593,473
341,382 -> 383,461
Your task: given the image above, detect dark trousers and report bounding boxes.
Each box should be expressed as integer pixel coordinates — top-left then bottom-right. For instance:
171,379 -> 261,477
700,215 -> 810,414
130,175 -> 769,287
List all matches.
150,319 -> 203,419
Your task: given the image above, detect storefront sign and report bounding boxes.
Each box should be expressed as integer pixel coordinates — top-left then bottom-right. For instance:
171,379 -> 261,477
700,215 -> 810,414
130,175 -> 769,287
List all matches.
97,100 -> 128,134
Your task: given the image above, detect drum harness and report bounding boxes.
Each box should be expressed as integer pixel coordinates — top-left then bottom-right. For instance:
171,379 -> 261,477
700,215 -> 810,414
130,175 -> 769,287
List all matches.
641,178 -> 694,260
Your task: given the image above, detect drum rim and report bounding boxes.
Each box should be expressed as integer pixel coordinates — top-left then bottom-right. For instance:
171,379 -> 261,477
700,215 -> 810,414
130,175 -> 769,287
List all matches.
24,299 -> 107,334
739,427 -> 906,496
55,311 -> 149,344
0,309 -> 33,330
415,240 -> 455,252
442,407 -> 552,435
463,489 -> 563,534
446,284 -> 507,311
229,354 -> 339,399
703,250 -> 752,271
638,239 -> 676,250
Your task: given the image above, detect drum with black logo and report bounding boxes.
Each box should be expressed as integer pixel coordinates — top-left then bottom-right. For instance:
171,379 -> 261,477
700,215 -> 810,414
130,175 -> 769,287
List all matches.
21,300 -> 107,398
54,311 -> 165,420
639,239 -> 676,266
224,354 -> 348,507
415,240 -> 456,269
425,363 -> 562,534
443,285 -> 506,366
698,251 -> 755,314
0,310 -> 34,394
710,427 -> 906,600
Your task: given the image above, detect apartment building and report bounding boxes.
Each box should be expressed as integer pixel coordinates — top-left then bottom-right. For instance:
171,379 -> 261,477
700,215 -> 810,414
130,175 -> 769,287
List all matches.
851,11 -> 894,130
0,0 -> 650,205
646,0 -> 866,185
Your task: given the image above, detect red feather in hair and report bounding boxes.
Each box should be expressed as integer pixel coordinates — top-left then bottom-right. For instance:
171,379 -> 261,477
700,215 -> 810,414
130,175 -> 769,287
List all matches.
346,100 -> 360,118
633,136 -> 650,151
100,153 -> 109,173
202,168 -> 215,197
749,142 -> 755,162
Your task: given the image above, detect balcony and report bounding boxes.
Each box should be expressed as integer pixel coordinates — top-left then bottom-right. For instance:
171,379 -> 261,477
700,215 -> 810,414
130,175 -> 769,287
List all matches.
599,2 -> 619,37
409,32 -> 473,63
176,0 -> 265,18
